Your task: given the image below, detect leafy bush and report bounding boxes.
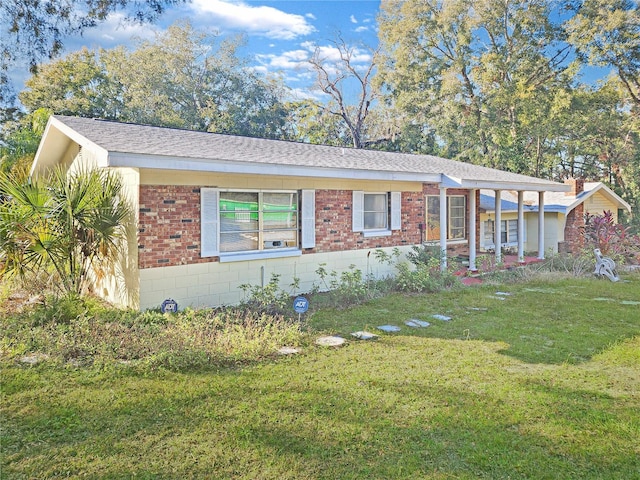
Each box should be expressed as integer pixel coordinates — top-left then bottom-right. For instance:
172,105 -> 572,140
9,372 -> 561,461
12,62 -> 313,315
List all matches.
583,210 -> 640,264
405,244 -> 442,267
393,261 -> 460,293
376,245 -> 461,293
239,273 -> 294,316
311,260 -> 391,308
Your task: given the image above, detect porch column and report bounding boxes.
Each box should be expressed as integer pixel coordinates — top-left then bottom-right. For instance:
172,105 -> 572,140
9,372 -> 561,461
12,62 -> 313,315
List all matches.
468,189 -> 477,271
440,187 -> 447,271
517,191 -> 525,263
494,189 -> 502,264
538,191 -> 545,259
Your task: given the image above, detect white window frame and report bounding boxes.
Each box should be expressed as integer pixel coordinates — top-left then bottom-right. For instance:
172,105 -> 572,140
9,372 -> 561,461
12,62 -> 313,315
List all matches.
353,191 -> 401,237
426,195 -> 467,243
482,218 -> 520,249
201,188 -> 315,262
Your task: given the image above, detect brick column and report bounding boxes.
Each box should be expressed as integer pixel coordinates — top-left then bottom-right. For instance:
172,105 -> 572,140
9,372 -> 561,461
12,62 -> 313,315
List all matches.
564,204 -> 585,253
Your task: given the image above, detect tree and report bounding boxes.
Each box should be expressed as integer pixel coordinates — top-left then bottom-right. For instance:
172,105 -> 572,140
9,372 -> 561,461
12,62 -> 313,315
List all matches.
0,108 -> 51,176
0,166 -> 132,296
18,50 -> 108,118
284,100 -> 353,146
307,36 -> 381,148
566,0 -> 640,106
1,0 -> 185,71
1,0 -> 185,107
19,22 -> 292,138
377,0 -> 573,175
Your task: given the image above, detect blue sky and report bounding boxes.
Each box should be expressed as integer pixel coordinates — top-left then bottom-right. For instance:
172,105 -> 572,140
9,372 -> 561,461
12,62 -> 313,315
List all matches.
11,0 -> 381,100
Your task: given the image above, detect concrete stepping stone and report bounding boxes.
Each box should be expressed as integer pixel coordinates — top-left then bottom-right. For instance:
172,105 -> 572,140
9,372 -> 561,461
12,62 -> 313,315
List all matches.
431,314 -> 452,321
19,353 -> 49,365
621,300 -> 640,305
351,331 -> 379,340
377,325 -> 401,332
467,307 -> 488,311
278,346 -> 300,355
315,336 -> 346,347
495,291 -> 512,296
405,319 -> 431,328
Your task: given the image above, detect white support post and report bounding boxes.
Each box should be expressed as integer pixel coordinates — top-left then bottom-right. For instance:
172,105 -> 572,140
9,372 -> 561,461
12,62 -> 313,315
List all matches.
538,191 -> 545,259
469,189 -> 477,271
517,191 -> 525,263
494,190 -> 502,265
440,187 -> 447,271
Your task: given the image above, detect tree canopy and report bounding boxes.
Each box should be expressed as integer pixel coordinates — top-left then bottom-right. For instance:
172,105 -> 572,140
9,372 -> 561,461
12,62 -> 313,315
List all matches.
0,0 -> 187,106
19,22 -> 292,138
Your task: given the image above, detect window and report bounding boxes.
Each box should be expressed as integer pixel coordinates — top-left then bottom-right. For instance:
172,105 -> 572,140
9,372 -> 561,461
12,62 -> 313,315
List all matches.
201,188 -> 315,259
352,191 -> 401,235
219,191 -> 298,252
426,195 -> 466,241
483,219 -> 518,247
364,193 -> 388,230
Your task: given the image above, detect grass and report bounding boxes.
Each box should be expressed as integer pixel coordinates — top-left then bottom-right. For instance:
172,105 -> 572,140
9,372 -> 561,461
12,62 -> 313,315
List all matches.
2,272 -> 639,479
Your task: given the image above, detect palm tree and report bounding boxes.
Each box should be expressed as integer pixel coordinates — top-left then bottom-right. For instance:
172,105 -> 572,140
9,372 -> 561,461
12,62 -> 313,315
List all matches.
0,166 -> 132,296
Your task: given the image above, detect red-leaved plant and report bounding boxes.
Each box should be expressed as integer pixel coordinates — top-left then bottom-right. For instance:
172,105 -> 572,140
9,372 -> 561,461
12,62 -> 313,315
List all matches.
582,210 -> 640,264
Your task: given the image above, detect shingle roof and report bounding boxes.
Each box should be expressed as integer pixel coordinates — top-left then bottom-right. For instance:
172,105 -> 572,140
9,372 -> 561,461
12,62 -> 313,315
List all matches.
41,115 -> 566,190
481,183 -> 632,213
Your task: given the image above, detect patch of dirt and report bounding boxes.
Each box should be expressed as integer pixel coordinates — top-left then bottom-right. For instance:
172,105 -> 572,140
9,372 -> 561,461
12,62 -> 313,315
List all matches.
1,290 -> 45,315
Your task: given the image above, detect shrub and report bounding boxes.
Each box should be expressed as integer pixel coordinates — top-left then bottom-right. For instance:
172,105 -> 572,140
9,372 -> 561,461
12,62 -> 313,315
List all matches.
393,261 -> 459,293
583,210 -> 640,264
239,273 -> 293,316
536,251 -> 595,277
372,245 -> 460,294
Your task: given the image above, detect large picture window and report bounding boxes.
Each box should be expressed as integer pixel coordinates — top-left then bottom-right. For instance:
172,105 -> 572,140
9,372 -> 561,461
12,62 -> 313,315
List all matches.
219,191 -> 298,252
201,188 -> 314,260
426,195 -> 466,241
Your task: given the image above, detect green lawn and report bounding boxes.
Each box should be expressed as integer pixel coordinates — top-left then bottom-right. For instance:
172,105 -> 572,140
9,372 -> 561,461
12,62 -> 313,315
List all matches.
2,275 -> 639,479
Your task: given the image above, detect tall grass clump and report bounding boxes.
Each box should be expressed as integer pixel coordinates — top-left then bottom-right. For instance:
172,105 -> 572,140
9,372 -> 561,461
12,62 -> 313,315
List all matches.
1,295 -> 305,371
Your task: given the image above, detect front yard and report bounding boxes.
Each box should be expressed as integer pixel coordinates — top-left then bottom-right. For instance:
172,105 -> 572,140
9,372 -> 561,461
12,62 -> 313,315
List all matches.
2,274 -> 639,479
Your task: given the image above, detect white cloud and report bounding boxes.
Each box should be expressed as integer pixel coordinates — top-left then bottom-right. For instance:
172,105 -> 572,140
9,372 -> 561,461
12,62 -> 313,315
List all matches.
190,0 -> 315,39
350,15 -> 358,24
68,13 -> 158,50
256,49 -> 310,71
355,26 -> 369,33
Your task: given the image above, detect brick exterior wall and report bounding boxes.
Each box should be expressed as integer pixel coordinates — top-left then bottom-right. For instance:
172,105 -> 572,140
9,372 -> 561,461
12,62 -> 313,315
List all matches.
138,185 -> 207,269
303,189 -> 423,253
564,204 -> 585,253
138,184 -> 480,269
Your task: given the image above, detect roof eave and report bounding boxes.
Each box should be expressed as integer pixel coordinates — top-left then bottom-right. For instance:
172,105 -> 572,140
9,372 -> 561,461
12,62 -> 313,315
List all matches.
568,184 -> 632,213
107,152 -> 443,182
456,178 -> 570,192
31,116 -> 109,177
